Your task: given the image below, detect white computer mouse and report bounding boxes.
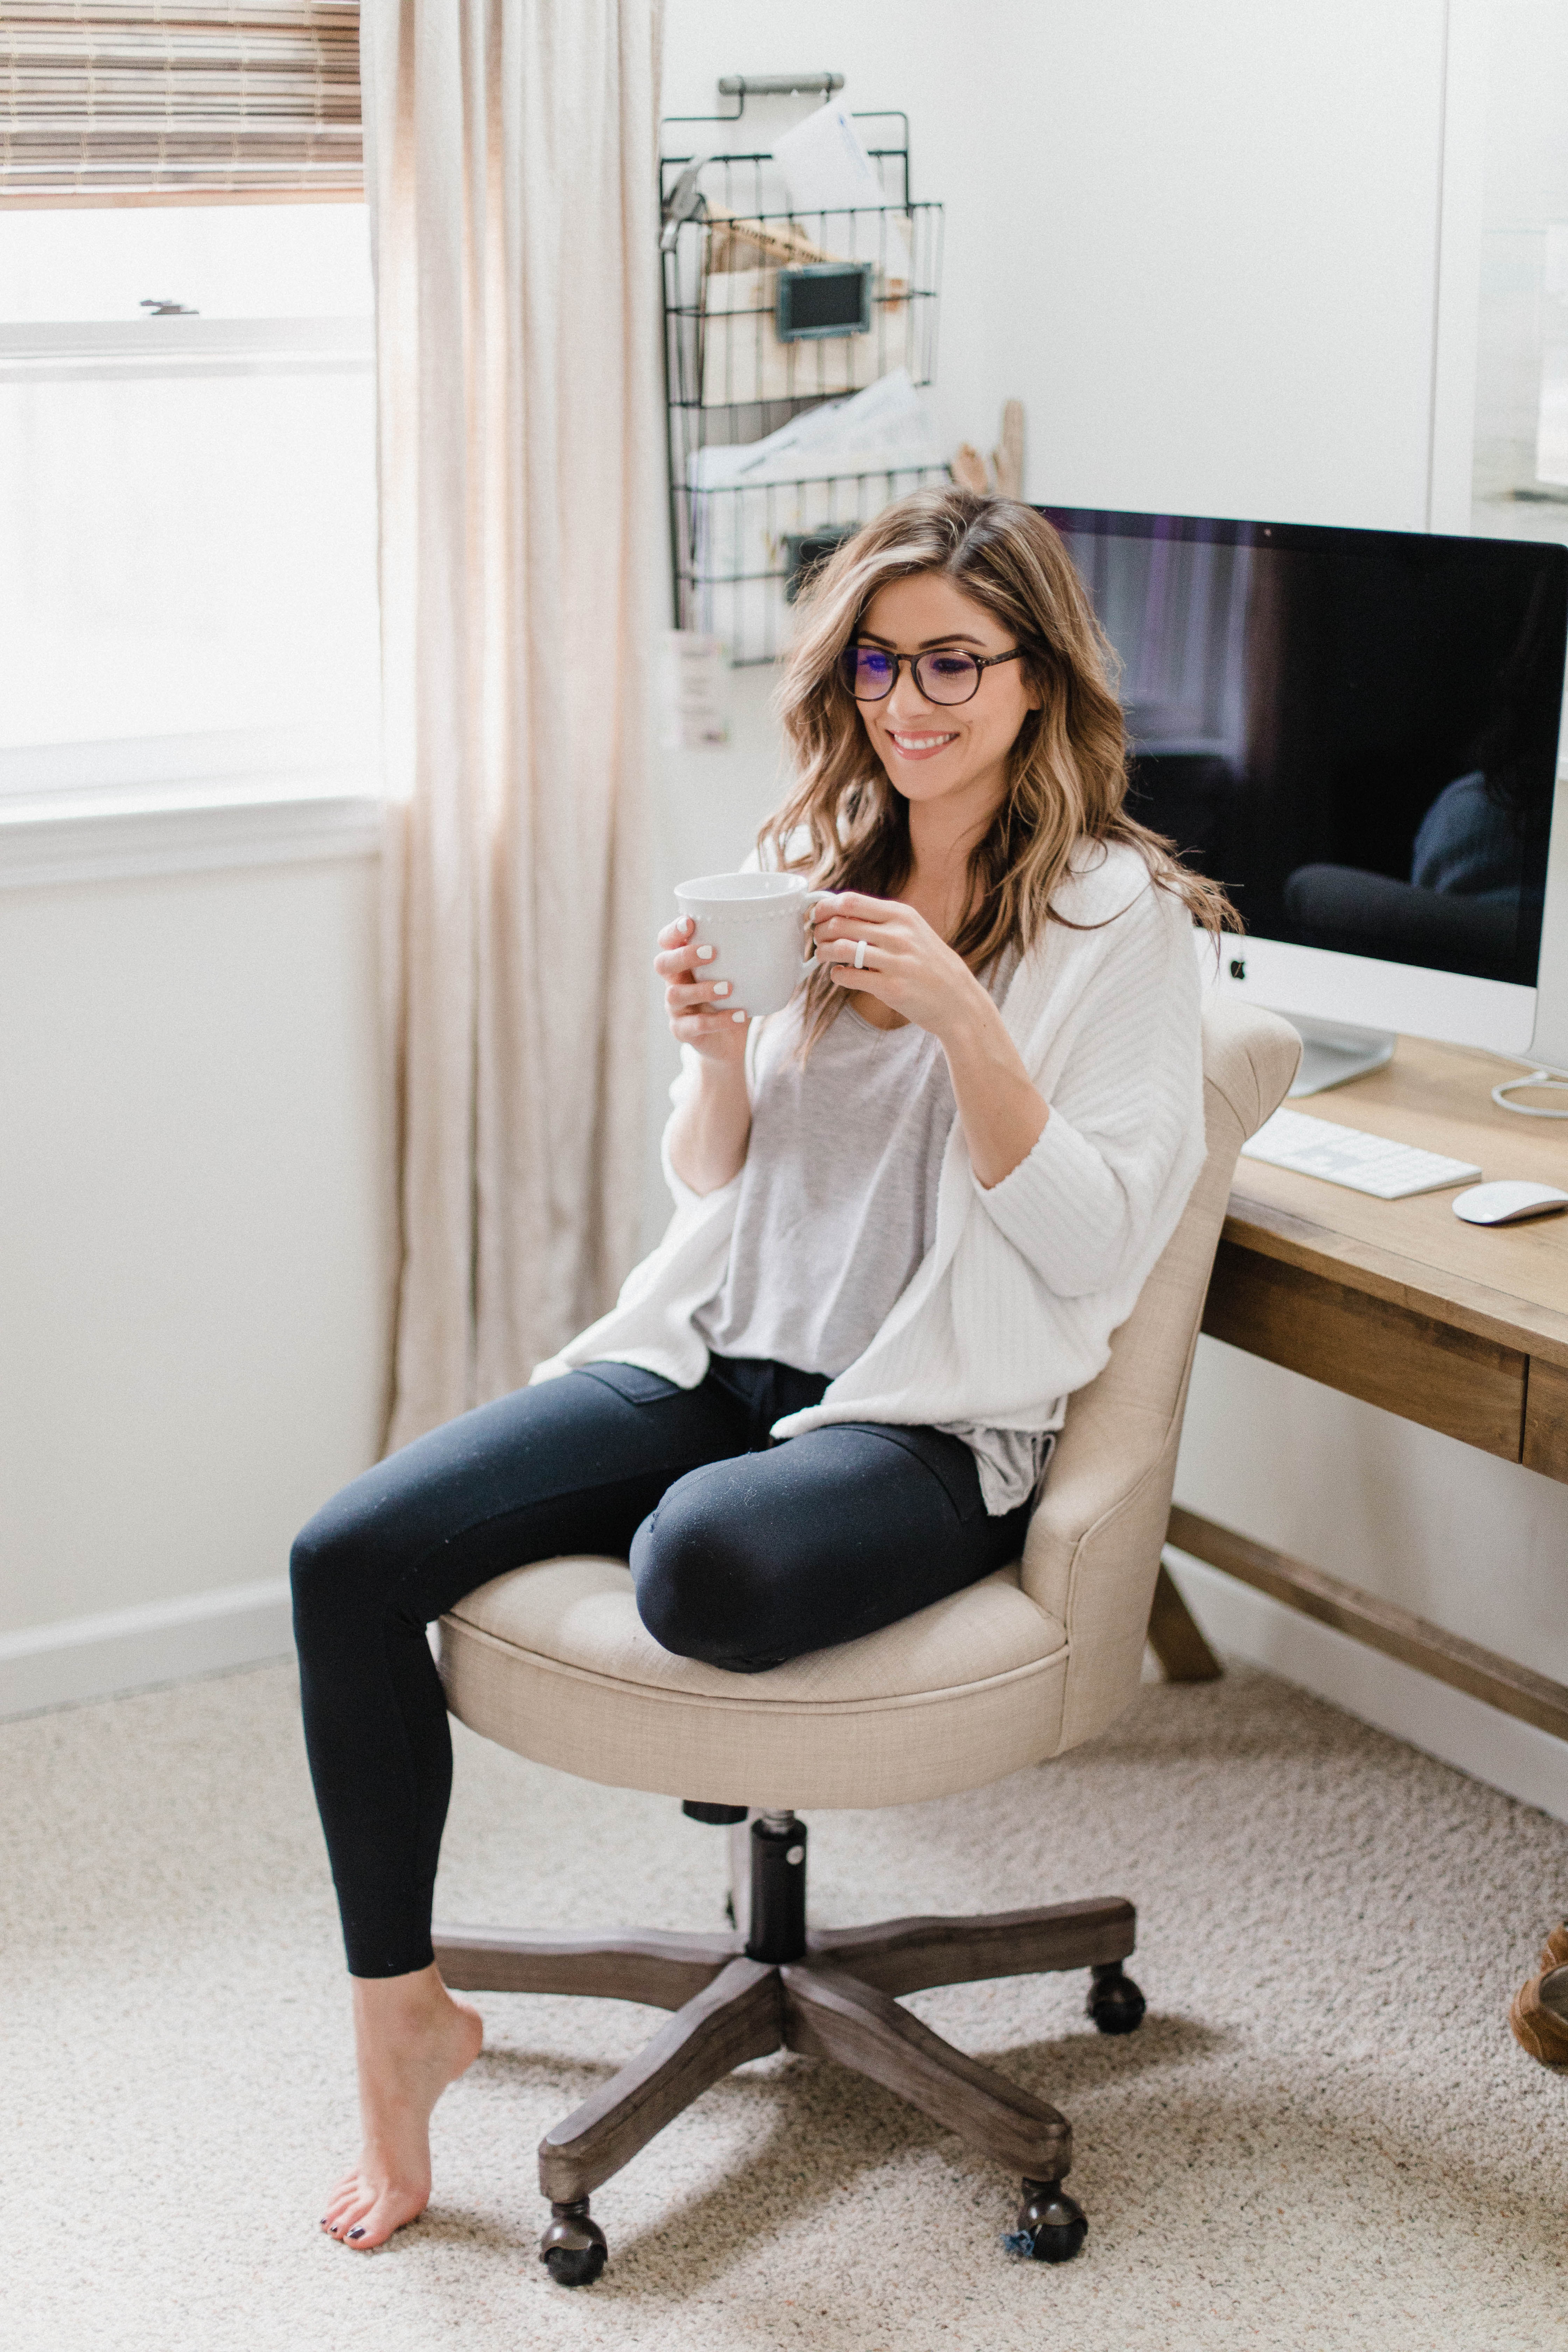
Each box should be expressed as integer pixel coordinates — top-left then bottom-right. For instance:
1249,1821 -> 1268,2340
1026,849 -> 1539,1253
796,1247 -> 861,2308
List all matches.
1452,1180 -> 1568,1226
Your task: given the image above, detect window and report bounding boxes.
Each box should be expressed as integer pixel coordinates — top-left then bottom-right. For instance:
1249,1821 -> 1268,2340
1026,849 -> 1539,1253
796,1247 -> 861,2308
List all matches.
0,201 -> 379,811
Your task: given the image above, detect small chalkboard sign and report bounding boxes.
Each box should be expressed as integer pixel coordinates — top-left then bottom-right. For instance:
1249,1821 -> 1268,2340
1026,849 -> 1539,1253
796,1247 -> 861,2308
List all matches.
784,527 -> 860,602
776,262 -> 874,343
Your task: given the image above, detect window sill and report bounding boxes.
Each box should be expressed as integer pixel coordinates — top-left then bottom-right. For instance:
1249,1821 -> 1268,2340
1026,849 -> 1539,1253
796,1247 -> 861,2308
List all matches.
0,782 -> 384,889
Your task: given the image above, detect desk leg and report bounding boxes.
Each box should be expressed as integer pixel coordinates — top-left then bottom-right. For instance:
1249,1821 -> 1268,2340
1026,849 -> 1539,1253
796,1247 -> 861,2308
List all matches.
1147,1561 -> 1224,1683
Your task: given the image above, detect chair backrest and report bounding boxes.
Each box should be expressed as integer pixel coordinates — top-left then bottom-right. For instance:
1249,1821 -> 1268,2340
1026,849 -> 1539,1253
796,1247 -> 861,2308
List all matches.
1021,995 -> 1300,1754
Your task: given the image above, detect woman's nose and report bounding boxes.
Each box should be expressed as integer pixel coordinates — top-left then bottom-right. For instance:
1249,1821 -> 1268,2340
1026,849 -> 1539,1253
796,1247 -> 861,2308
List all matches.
885,665 -> 939,722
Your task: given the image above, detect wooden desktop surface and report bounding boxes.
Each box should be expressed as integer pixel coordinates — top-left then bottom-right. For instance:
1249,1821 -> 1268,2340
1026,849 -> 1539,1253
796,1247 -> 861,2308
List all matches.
1204,1035 -> 1568,1480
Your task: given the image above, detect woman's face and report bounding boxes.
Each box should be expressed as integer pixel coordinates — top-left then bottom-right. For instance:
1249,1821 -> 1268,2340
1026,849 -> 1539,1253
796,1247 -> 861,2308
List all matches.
852,572 -> 1041,824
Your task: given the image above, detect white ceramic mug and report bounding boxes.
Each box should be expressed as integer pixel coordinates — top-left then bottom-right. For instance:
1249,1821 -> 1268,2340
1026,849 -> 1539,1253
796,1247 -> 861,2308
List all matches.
673,871 -> 828,1017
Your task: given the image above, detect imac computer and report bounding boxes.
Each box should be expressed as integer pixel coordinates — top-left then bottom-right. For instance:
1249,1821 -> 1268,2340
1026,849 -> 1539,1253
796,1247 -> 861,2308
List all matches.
1040,506 -> 1568,1094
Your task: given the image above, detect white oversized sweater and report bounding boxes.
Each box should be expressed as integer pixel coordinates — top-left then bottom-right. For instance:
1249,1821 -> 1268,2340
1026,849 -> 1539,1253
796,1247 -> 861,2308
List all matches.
531,842 -> 1208,1507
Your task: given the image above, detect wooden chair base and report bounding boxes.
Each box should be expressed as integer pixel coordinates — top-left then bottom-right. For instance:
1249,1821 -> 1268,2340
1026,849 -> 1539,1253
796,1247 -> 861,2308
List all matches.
434,1861 -> 1143,2284
1509,1921 -> 1568,2065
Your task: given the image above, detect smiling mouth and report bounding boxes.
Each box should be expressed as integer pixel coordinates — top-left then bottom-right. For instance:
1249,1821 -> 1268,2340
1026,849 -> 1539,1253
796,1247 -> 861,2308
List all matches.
888,730 -> 959,755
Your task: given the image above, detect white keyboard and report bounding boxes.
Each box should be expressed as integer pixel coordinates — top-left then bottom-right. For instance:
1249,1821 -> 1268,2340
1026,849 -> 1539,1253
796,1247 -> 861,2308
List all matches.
1239,1106 -> 1482,1200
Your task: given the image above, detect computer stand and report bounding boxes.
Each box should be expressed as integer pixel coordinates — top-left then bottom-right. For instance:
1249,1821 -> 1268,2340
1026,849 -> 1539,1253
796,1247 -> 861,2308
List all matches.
1284,1016 -> 1395,1097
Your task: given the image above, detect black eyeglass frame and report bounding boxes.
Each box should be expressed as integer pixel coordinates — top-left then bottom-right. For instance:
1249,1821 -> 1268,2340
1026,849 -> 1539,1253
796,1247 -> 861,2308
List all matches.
839,643 -> 1030,706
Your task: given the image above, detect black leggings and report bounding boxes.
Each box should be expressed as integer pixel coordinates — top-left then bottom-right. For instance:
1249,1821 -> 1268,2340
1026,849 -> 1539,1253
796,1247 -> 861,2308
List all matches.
289,1354 -> 1031,1977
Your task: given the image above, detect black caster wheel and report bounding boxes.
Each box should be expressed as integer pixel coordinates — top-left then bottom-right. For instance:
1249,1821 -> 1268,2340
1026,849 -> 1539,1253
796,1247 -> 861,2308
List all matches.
1086,1961 -> 1146,2036
540,2198 -> 607,2287
1007,2178 -> 1088,2263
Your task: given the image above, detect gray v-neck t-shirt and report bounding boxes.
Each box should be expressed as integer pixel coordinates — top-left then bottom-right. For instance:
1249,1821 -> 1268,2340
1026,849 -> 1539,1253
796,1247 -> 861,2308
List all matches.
693,983 -> 1050,1512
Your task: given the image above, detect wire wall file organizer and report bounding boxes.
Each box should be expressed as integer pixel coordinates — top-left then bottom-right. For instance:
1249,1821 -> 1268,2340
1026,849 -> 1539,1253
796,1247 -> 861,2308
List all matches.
660,93 -> 946,663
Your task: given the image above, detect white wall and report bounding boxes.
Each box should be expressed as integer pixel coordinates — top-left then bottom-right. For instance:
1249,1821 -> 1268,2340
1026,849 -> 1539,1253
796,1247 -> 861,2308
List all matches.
662,0 -> 1568,1817
0,848 -> 390,1709
663,0 -> 1446,527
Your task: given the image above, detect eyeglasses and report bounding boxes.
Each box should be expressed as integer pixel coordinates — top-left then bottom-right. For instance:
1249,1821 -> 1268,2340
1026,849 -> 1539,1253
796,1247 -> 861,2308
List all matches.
838,643 -> 1027,707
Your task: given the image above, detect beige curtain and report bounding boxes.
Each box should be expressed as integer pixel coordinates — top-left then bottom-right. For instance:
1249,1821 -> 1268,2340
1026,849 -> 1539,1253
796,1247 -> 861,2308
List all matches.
363,0 -> 663,1449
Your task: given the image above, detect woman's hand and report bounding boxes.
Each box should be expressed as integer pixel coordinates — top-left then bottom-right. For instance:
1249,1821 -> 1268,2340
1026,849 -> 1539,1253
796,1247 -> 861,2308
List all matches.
810,892 -> 1049,1188
656,915 -> 752,1194
655,914 -> 750,1066
808,891 -> 990,1042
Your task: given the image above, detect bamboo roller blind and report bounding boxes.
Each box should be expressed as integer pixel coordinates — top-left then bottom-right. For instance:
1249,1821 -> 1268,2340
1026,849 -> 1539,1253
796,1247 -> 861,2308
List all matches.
0,3 -> 362,204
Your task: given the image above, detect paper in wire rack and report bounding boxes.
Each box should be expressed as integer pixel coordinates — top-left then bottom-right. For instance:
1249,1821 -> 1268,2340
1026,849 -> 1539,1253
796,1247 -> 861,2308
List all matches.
686,371 -> 947,662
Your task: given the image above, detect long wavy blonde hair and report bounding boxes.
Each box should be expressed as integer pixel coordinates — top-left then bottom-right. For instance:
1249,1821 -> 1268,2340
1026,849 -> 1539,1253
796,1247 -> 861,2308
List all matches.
764,486 -> 1239,1046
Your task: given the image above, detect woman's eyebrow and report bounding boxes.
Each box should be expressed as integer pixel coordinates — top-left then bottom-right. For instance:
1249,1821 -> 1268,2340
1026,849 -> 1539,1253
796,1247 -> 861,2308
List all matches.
855,631 -> 990,650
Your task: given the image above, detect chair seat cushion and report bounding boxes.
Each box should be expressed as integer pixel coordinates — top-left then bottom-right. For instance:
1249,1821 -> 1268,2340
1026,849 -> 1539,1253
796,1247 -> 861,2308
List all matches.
441,1559 -> 1068,1810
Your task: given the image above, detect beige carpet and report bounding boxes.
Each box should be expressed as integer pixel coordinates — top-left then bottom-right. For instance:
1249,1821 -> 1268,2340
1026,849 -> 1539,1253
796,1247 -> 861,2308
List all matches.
2,1656 -> 1566,2352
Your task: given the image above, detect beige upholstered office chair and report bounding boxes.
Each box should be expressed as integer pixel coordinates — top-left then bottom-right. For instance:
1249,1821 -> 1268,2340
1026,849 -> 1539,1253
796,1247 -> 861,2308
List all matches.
435,997 -> 1300,2284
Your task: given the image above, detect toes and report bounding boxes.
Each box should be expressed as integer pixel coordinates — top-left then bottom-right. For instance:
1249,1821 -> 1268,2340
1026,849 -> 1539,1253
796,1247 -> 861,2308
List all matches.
321,2180 -> 361,2232
322,2182 -> 372,2239
319,2171 -> 428,2249
347,2188 -> 426,2249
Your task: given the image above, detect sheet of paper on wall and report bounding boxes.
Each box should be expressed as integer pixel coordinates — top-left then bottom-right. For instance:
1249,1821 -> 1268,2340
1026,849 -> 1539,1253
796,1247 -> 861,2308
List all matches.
1537,223 -> 1568,485
686,371 -> 948,662
658,631 -> 728,748
688,369 -> 944,493
772,101 -> 913,288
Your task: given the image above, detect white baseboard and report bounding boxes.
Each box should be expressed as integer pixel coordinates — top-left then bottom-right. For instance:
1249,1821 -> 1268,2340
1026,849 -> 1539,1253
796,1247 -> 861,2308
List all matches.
0,1577 -> 293,1720
1164,1549 -> 1568,1824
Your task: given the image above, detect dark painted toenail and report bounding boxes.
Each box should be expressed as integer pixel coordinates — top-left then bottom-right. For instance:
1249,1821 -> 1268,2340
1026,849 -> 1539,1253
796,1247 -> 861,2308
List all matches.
348,2227 -> 366,2239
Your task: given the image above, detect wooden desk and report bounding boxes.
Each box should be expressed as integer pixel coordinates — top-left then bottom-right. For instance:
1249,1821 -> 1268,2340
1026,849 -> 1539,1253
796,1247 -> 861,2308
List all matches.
1157,1034 -> 1568,2057
1157,1032 -> 1568,1738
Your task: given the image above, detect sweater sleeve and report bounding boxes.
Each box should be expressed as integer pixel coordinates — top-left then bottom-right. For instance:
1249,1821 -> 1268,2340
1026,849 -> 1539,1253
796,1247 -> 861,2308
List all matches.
659,1044 -> 707,1214
973,878 -> 1204,1297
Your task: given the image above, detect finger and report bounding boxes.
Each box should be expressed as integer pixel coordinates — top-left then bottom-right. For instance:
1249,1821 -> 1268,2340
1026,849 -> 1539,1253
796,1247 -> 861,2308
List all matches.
811,903 -> 902,940
813,890 -> 896,923
666,976 -> 736,1010
814,936 -> 884,971
812,918 -> 903,952
672,1009 -> 749,1039
654,940 -> 721,979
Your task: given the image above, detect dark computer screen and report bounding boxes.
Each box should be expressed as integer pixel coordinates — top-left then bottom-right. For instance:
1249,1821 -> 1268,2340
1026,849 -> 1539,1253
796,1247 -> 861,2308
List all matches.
1040,508 -> 1568,987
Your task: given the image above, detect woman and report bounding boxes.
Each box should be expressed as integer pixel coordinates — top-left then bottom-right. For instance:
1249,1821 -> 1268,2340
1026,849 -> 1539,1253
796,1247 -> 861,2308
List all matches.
294,488 -> 1235,2250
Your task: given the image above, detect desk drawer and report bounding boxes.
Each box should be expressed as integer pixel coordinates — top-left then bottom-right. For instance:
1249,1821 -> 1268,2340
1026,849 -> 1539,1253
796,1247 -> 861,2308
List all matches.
1524,1357 -> 1568,1482
1201,1240 -> 1527,1459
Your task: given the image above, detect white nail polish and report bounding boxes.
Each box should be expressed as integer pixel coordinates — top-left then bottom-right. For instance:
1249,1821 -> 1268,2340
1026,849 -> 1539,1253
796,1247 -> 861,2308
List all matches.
732,1010 -> 746,1023
696,945 -> 716,962
713,980 -> 731,996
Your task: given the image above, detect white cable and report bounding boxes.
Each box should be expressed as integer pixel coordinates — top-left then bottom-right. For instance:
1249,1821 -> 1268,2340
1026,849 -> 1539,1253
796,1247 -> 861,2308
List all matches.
1491,1064 -> 1568,1118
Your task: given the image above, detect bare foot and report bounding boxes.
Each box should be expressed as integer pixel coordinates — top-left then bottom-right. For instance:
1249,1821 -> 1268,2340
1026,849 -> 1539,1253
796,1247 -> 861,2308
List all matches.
320,1963 -> 484,2250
